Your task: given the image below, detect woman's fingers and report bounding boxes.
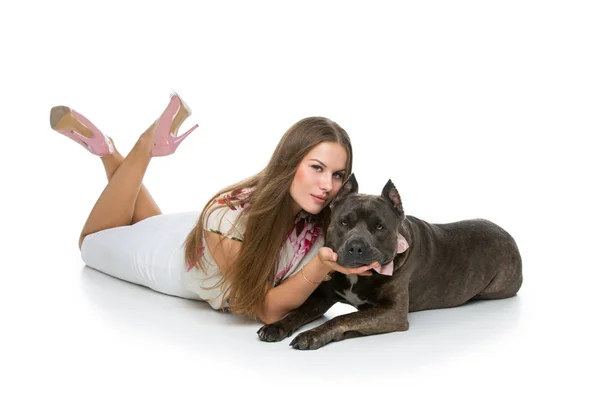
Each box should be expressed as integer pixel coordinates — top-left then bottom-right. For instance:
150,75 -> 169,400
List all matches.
333,262 -> 377,275
319,247 -> 380,276
318,247 -> 338,263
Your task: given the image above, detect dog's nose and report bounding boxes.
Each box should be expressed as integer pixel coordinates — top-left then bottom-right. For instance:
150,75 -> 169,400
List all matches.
347,239 -> 366,256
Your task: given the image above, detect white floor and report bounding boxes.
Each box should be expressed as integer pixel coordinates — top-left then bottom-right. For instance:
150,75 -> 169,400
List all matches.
5,230 -> 599,399
2,1 -> 599,399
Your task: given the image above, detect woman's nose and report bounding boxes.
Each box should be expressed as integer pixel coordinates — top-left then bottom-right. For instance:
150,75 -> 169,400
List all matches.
320,175 -> 333,191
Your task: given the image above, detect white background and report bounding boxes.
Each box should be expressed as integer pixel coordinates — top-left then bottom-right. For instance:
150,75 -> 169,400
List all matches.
1,0 -> 598,398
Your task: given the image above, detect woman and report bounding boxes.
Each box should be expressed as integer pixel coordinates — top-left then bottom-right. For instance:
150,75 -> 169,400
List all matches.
49,92 -> 379,324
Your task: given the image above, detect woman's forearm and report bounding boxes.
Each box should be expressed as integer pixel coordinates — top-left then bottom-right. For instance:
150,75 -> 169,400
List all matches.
259,255 -> 331,324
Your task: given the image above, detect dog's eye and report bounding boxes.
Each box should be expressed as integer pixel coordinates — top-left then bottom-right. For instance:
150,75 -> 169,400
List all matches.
341,219 -> 348,226
376,224 -> 384,230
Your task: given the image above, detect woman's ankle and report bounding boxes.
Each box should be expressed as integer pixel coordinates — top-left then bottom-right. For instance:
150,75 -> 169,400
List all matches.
101,150 -> 124,180
136,122 -> 156,156
135,133 -> 154,157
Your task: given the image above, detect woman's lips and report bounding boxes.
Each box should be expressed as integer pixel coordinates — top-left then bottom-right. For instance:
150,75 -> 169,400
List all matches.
311,194 -> 326,204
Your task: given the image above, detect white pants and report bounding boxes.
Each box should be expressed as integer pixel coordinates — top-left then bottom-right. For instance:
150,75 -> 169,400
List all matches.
80,212 -> 203,300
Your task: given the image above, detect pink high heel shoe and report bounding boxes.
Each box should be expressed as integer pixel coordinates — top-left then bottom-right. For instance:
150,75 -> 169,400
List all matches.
49,106 -> 115,156
151,92 -> 199,157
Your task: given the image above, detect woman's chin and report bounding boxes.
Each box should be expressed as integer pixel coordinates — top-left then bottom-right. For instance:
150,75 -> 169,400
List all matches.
301,204 -> 323,215
298,195 -> 331,215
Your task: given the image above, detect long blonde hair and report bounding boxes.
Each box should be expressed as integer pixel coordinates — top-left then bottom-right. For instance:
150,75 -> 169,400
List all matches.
183,116 -> 353,318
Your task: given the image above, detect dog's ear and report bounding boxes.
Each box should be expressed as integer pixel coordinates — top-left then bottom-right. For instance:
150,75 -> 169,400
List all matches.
382,179 -> 404,217
330,173 -> 359,209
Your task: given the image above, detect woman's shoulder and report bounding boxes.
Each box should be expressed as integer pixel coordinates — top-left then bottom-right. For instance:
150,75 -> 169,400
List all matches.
213,188 -> 253,211
203,187 -> 253,240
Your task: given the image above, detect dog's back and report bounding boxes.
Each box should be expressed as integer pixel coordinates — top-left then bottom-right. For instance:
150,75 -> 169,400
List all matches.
403,216 -> 523,312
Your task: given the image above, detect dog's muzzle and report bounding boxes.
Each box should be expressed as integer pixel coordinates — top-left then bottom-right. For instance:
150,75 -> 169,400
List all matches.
339,238 -> 379,267
338,235 -> 410,276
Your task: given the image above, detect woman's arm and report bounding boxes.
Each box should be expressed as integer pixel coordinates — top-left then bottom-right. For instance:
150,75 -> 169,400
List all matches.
204,230 -> 242,274
207,230 -> 325,323
256,255 -> 331,324
206,231 -> 376,324
257,248 -> 377,324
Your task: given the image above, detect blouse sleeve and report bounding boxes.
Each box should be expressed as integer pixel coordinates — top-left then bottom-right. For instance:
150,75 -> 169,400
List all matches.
203,205 -> 245,242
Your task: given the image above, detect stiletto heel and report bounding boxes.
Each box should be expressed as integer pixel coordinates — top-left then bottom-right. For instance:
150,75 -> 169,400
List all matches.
173,124 -> 199,146
49,106 -> 114,156
151,92 -> 199,157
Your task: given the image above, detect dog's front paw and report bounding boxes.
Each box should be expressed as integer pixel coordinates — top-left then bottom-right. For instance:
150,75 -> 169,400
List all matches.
290,330 -> 330,350
257,322 -> 293,342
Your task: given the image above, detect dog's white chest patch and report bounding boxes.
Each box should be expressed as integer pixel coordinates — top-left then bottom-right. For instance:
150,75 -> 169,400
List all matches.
335,275 -> 371,306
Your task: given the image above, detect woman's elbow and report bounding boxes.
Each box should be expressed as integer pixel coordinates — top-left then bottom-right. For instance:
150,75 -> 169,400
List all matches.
257,307 -> 284,325
259,314 -> 278,325
256,311 -> 274,325
258,301 -> 287,325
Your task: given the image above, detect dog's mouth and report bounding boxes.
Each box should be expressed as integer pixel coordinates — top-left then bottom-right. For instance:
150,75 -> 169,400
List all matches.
341,260 -> 376,268
334,248 -> 393,268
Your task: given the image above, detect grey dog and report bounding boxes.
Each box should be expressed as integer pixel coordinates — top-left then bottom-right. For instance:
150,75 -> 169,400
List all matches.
257,174 -> 523,350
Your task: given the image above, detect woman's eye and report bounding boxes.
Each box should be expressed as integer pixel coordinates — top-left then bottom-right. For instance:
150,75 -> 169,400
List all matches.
376,224 -> 384,230
341,219 -> 348,226
333,172 -> 344,180
312,165 -> 323,171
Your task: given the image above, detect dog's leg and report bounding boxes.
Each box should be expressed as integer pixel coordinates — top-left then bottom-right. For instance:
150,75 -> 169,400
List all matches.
257,283 -> 337,342
290,296 -> 409,350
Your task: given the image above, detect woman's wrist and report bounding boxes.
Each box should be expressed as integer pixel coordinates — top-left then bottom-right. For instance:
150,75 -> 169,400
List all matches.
301,256 -> 333,285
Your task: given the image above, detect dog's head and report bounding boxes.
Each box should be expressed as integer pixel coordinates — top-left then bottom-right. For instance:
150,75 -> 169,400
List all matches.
326,174 -> 407,269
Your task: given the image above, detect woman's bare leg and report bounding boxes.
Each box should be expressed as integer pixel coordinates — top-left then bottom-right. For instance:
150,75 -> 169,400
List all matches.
79,127 -> 156,249
101,137 -> 162,225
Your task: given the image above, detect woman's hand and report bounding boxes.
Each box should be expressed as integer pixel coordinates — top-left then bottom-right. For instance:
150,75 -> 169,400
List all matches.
317,247 -> 378,277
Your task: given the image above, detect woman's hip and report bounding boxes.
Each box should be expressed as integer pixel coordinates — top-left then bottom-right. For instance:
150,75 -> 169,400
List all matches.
80,212 -> 201,299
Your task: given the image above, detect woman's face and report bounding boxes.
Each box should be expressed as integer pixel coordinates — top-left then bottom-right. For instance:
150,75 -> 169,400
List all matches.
290,141 -> 348,216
